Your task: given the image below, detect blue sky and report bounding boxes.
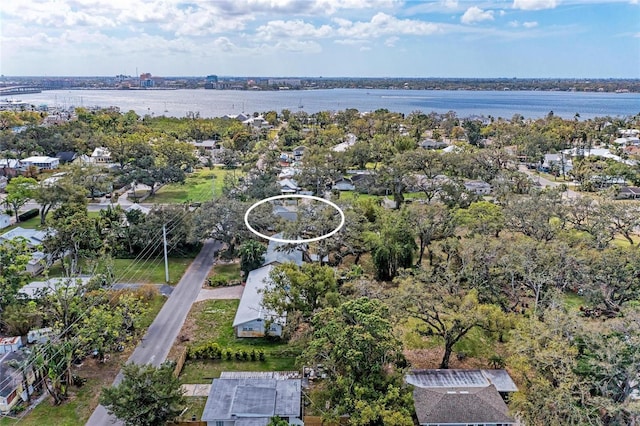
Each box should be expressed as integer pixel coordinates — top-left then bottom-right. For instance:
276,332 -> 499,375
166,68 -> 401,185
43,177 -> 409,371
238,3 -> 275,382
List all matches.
1,0 -> 639,78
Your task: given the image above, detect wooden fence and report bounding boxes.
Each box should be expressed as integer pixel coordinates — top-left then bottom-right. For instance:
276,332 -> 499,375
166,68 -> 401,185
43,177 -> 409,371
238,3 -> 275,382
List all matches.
173,347 -> 188,377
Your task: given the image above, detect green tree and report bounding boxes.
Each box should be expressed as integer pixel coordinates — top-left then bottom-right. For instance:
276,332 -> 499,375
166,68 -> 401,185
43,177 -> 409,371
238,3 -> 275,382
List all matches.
262,263 -> 339,322
5,176 -> 37,222
33,175 -> 87,225
454,200 -> 505,238
365,211 -> 416,281
100,362 -> 186,426
301,297 -> 413,424
239,239 -> 266,277
0,238 -> 31,310
395,274 -> 506,369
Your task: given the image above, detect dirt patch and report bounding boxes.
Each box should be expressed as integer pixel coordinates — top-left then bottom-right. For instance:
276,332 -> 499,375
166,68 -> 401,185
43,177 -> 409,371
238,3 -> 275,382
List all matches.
167,301 -> 206,361
404,348 -> 490,370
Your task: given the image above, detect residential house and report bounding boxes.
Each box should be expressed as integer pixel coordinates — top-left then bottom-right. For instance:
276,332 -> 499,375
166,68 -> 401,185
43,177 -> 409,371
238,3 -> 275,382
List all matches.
202,373 -> 302,426
126,204 -> 151,215
232,264 -> 284,338
407,369 -> 518,426
21,156 -> 60,170
273,205 -> 298,222
0,338 -> 22,355
540,153 -> 572,175
25,252 -> 47,276
0,350 -> 36,414
278,167 -> 298,180
0,227 -> 47,248
55,151 -> 77,164
262,233 -> 304,267
279,179 -> 300,194
243,115 -> 272,130
0,160 -> 23,177
19,276 -> 89,299
91,147 -> 112,164
0,214 -> 10,230
0,227 -> 50,275
222,113 -> 249,122
332,177 -> 355,192
292,146 -> 306,161
419,138 -> 448,150
617,186 -> 640,200
464,180 -> 492,195
331,133 -> 357,152
190,139 -> 219,152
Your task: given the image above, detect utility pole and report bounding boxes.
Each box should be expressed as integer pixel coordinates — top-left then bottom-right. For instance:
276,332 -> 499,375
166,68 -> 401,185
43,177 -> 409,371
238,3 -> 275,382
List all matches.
163,224 -> 169,283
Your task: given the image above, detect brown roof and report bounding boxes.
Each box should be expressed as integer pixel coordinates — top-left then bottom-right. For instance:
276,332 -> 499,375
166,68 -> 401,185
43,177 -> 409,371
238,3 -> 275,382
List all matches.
413,385 -> 515,425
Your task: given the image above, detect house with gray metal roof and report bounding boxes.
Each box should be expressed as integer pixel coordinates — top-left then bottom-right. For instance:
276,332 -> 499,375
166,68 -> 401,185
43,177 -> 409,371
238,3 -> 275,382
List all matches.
232,265 -> 283,338
201,375 -> 302,426
0,227 -> 48,248
262,233 -> 303,267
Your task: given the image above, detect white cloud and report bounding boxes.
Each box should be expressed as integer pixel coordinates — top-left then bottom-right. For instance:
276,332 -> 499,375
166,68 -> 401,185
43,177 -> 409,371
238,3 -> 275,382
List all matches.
255,19 -> 333,41
513,0 -> 557,11
442,0 -> 458,8
499,10 -> 506,16
334,12 -> 442,39
385,36 -> 400,47
509,20 -> 520,27
461,6 -> 495,24
523,21 -> 539,28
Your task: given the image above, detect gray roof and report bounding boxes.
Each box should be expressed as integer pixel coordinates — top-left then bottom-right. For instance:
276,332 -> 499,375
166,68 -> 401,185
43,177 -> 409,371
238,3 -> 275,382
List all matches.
232,265 -> 280,327
407,369 -> 518,393
263,233 -> 303,266
0,227 -> 48,247
20,276 -> 90,298
413,385 -> 515,425
0,350 -> 28,398
202,377 -> 301,422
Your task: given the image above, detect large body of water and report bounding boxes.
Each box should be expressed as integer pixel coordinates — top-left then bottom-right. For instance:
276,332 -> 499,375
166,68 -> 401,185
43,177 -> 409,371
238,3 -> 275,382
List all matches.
18,88 -> 639,120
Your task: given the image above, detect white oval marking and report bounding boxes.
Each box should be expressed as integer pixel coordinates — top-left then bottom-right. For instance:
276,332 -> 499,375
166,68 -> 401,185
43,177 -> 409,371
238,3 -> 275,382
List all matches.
244,194 -> 345,244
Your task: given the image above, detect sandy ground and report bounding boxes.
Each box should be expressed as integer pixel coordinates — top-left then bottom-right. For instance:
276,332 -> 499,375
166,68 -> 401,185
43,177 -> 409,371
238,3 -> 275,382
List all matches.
195,285 -> 243,302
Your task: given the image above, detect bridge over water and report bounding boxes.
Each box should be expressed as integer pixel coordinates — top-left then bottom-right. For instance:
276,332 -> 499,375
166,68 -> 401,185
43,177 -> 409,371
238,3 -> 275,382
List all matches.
0,86 -> 42,96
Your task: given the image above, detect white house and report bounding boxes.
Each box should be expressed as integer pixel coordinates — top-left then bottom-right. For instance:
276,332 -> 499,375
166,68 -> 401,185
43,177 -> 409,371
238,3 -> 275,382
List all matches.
0,214 -> 10,230
21,156 -> 59,170
232,265 -> 284,338
0,337 -> 22,355
279,179 -> 300,194
464,180 -> 492,195
91,147 -> 112,164
0,227 -> 47,248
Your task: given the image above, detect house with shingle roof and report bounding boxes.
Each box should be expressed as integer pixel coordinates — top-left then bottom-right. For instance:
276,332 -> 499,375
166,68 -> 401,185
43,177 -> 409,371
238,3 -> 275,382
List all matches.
407,369 -> 517,426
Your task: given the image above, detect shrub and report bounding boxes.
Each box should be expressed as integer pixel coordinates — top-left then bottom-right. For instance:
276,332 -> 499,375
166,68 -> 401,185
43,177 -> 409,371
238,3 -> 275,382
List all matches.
18,208 -> 39,221
208,276 -> 228,287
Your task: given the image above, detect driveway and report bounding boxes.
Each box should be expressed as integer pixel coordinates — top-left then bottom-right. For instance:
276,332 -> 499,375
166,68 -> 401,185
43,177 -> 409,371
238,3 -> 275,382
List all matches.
195,285 -> 243,302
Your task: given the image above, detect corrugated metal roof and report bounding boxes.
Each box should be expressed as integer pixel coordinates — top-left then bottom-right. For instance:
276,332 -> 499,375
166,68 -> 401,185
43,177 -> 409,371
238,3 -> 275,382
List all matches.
202,378 -> 301,422
232,265 -> 280,327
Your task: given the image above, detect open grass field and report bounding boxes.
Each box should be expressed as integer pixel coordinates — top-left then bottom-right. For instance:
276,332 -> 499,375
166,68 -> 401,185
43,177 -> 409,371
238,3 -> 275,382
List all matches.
112,257 -> 193,285
147,167 -> 241,204
175,299 -> 301,384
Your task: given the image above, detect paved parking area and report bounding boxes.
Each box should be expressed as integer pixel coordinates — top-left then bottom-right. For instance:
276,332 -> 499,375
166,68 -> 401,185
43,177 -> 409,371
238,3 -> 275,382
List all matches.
195,285 -> 243,302
181,384 -> 211,396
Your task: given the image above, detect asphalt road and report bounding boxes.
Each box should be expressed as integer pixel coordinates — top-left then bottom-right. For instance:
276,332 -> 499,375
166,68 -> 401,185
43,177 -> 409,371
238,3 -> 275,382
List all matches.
518,165 -> 581,198
86,239 -> 222,426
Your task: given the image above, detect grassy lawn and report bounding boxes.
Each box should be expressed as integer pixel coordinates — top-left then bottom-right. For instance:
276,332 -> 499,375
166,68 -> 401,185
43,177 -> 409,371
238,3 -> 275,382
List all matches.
207,262 -> 241,284
44,257 -> 193,285
0,294 -> 166,426
147,167 -> 239,204
176,397 -> 208,422
112,257 -> 193,285
176,300 -> 301,384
